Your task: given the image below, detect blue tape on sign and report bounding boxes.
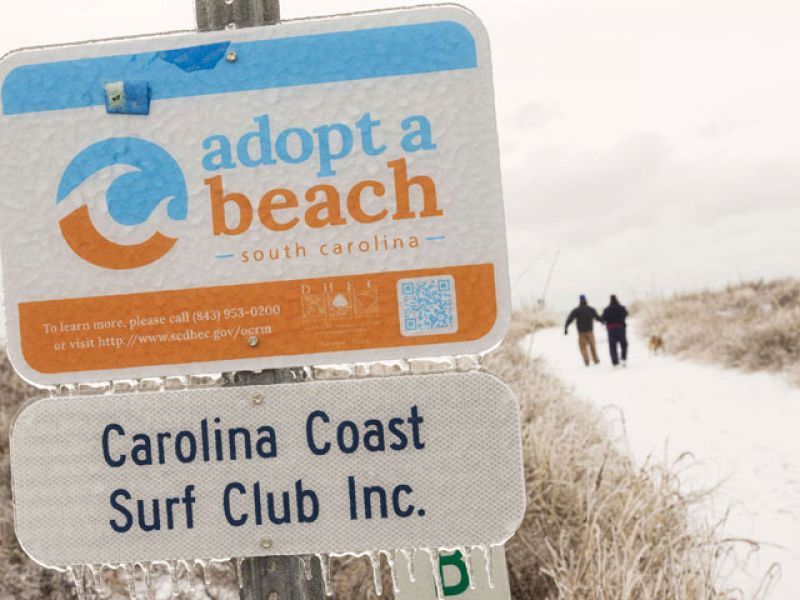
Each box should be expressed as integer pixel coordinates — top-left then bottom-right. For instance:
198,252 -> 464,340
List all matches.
158,42 -> 231,73
104,80 -> 151,115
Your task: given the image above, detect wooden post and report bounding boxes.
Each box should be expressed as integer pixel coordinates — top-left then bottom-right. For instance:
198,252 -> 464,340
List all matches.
196,5 -> 325,599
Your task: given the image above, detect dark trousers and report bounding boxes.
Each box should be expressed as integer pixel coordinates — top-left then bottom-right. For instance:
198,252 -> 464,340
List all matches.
607,326 -> 628,365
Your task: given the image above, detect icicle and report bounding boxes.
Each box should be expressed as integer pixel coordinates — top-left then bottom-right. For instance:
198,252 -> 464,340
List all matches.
482,546 -> 496,589
383,551 -> 401,594
123,563 -> 138,599
234,558 -> 245,590
67,566 -> 86,600
317,554 -> 333,597
368,552 -> 383,597
461,547 -> 476,590
104,565 -> 116,595
426,550 -> 445,600
194,559 -> 205,587
91,564 -> 110,596
400,548 -> 416,583
93,565 -> 110,595
84,565 -> 96,591
196,558 -> 213,588
84,564 -> 100,596
180,560 -> 195,594
166,560 -> 178,597
205,559 -> 215,588
300,555 -> 314,581
141,562 -> 155,600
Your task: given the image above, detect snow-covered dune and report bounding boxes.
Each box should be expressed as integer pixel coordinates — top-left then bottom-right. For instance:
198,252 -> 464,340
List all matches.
526,322 -> 800,598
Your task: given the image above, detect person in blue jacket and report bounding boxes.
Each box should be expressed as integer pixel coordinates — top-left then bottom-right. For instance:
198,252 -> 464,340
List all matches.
602,294 -> 629,367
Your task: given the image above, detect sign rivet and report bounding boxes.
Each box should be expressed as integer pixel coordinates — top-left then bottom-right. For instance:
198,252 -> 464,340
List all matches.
261,538 -> 273,549
226,51 -> 238,63
248,336 -> 259,348
252,393 -> 265,406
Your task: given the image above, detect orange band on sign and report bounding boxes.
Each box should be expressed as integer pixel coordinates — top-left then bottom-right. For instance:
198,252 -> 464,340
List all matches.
19,264 -> 496,375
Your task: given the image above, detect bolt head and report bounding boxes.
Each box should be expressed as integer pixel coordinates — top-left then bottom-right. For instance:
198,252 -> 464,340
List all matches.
261,538 -> 273,549
252,393 -> 264,406
226,51 -> 238,63
248,336 -> 259,348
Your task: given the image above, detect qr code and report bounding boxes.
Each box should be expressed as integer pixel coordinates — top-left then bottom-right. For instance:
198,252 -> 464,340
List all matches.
397,276 -> 458,337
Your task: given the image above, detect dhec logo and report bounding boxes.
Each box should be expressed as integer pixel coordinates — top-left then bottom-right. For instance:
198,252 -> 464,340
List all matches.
56,138 -> 188,270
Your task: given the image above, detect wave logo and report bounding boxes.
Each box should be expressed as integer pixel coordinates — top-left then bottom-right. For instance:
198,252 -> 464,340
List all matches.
56,138 -> 188,270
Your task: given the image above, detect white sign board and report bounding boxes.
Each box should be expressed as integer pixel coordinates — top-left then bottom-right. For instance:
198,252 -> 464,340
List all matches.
10,372 -> 525,567
0,6 -> 509,385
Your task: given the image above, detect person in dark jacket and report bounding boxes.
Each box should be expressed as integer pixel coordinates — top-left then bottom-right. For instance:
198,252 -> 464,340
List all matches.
564,295 -> 603,366
602,294 -> 629,367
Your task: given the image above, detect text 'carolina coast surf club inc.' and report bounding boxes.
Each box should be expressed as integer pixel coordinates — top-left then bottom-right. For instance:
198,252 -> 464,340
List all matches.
0,7 -> 510,385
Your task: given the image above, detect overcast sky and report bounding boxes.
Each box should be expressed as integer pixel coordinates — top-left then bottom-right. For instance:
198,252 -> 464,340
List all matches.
2,0 -> 798,310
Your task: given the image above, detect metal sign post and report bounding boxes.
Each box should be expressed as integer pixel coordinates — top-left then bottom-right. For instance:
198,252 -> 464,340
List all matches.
226,371 -> 326,600
196,3 -> 323,599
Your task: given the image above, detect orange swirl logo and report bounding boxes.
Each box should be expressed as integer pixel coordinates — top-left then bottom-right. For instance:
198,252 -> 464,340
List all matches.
56,138 -> 188,270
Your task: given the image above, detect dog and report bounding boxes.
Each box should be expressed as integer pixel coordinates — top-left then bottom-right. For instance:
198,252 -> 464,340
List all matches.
649,335 -> 665,355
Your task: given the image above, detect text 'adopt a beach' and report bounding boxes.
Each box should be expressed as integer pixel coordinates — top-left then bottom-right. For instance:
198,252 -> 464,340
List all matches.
203,112 -> 443,242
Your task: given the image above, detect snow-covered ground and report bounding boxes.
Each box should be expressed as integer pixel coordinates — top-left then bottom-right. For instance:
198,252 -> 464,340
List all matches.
526,323 -> 800,599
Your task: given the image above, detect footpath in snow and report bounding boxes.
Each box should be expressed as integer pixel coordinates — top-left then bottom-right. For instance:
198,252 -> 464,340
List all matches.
527,323 -> 800,599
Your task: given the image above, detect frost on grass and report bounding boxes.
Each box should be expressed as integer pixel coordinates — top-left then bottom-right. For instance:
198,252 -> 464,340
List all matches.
483,308 -> 770,599
0,354 -> 68,599
0,308 -> 773,598
636,278 -> 800,384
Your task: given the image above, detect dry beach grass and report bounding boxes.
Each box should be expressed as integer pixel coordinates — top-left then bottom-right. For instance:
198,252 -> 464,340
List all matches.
0,307 -> 771,599
0,355 -> 72,599
635,279 -> 800,384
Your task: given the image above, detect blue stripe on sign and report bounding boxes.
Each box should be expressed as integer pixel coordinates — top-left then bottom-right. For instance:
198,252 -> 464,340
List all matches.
2,21 -> 477,115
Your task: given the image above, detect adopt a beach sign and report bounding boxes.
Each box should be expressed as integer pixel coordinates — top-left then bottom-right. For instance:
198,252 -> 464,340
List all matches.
0,5 -> 510,385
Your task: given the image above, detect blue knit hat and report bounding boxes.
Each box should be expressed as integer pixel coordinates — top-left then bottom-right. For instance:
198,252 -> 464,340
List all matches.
579,294 -> 587,302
